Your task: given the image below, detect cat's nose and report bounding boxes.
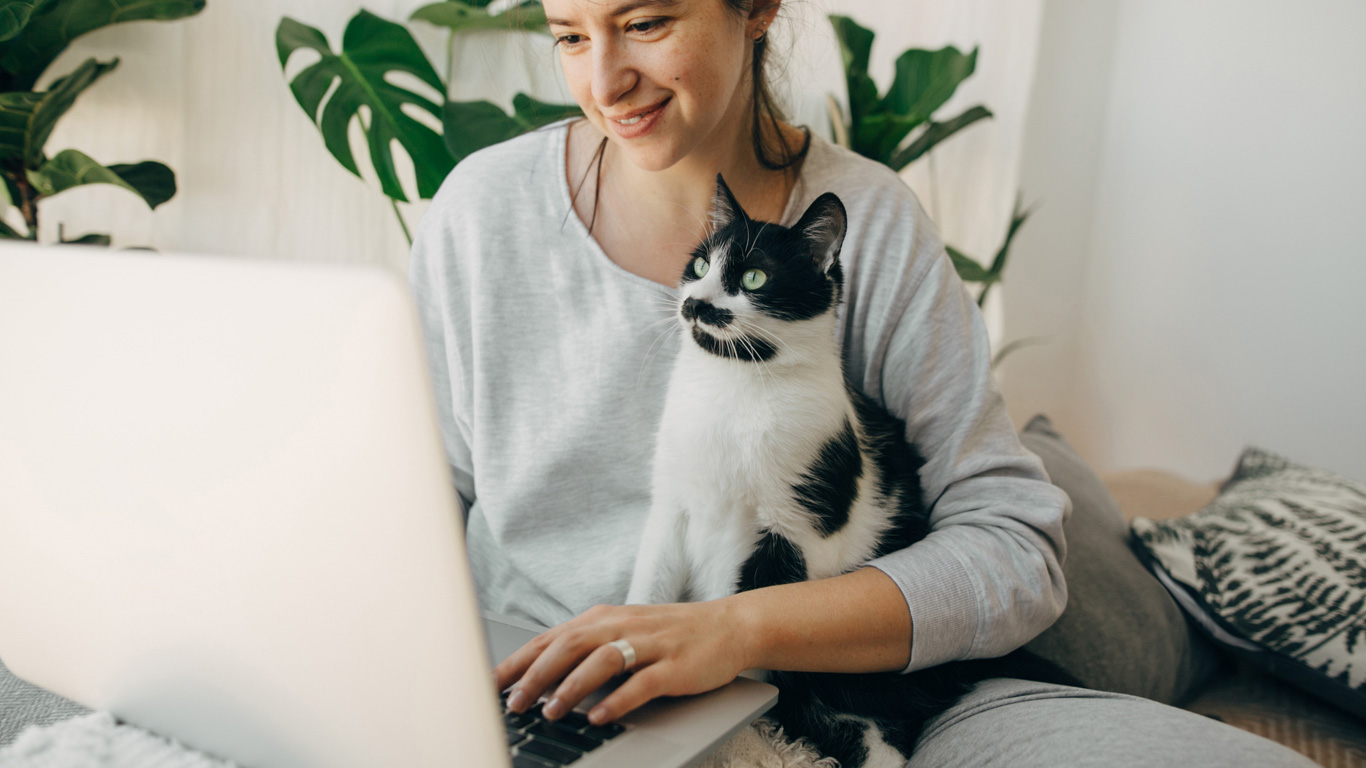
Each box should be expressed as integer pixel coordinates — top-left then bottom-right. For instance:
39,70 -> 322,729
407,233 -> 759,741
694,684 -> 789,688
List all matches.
681,297 -> 733,327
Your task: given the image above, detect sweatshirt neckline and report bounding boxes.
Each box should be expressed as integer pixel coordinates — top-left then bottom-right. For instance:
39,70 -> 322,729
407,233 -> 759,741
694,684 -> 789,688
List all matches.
549,119 -> 816,295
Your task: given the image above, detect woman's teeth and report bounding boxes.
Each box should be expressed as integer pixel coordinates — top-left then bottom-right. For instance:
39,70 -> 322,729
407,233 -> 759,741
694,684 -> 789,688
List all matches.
618,115 -> 642,125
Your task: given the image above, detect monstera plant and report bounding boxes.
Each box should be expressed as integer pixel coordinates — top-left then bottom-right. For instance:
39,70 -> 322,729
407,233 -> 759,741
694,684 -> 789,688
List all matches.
0,0 -> 203,245
276,2 -> 580,244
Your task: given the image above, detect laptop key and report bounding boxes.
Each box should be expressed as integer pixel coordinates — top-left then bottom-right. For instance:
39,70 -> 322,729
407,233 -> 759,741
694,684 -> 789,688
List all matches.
527,722 -> 602,752
507,729 -> 527,746
504,709 -> 540,730
581,722 -> 626,741
512,754 -> 558,768
555,710 -> 591,730
519,736 -> 582,765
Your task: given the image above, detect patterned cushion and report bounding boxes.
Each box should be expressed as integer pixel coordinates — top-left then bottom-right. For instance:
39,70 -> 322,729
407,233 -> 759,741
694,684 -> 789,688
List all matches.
1131,447 -> 1366,719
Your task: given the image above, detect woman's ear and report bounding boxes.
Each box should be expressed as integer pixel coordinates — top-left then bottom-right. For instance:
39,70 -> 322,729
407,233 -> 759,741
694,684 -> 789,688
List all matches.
747,0 -> 780,39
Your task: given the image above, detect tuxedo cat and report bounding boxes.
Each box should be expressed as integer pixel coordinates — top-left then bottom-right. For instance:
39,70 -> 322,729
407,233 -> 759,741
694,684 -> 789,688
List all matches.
626,176 -> 1075,768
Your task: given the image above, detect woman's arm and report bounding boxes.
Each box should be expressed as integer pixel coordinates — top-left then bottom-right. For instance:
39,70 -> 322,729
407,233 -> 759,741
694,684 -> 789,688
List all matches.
495,566 -> 909,724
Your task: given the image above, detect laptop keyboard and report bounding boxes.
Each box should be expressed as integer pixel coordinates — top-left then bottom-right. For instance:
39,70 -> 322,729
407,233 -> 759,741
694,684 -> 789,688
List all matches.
501,692 -> 626,767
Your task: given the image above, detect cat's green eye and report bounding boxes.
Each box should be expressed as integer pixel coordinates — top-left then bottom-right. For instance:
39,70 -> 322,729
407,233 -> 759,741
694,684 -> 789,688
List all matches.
693,257 -> 709,278
742,269 -> 768,290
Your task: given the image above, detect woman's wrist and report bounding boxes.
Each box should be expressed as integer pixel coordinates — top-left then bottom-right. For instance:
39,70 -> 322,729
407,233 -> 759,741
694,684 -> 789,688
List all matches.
718,567 -> 913,674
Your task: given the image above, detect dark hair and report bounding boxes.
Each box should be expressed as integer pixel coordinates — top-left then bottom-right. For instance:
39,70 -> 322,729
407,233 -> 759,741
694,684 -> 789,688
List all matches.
570,0 -> 810,233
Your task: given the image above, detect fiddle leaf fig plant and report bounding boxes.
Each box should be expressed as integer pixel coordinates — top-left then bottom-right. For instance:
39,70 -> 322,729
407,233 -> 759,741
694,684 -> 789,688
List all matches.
828,14 -> 1031,326
276,1 -> 581,243
0,0 -> 203,244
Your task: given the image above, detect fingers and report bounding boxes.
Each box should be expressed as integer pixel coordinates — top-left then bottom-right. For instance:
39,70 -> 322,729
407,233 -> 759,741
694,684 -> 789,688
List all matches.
589,663 -> 670,724
543,642 -> 632,719
504,620 -> 622,715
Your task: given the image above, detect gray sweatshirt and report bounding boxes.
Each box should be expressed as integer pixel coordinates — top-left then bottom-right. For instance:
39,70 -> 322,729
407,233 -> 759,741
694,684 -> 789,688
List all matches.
407,120 -> 1070,673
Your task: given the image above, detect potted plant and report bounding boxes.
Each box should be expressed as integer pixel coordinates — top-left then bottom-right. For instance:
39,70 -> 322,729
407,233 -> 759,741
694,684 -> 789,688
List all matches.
0,0 -> 204,246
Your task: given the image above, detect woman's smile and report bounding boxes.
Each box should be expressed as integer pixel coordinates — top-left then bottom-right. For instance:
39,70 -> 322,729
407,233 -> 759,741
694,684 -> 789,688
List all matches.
607,97 -> 671,139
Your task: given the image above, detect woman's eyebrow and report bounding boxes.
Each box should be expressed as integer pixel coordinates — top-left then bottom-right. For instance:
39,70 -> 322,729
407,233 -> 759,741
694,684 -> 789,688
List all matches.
546,0 -> 682,27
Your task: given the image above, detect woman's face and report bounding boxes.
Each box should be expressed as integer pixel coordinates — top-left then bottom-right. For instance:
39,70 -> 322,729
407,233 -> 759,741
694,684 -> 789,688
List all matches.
543,0 -> 765,172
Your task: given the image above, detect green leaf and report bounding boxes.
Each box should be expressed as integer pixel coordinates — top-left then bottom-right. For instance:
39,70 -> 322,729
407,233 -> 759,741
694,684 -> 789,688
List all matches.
108,160 -> 175,208
829,15 -> 873,79
410,1 -> 548,35
0,0 -> 52,43
442,93 -> 579,164
59,231 -> 110,245
828,16 -> 877,129
277,11 -> 453,201
946,244 -> 995,284
882,45 -> 978,126
511,93 -> 581,127
989,195 -> 1034,275
26,148 -> 167,208
0,0 -> 204,92
24,57 -> 119,167
887,105 -> 992,171
442,100 -> 526,163
0,90 -> 41,160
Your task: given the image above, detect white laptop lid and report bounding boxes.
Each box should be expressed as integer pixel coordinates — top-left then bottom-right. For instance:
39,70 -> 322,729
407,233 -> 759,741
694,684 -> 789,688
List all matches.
0,243 -> 509,768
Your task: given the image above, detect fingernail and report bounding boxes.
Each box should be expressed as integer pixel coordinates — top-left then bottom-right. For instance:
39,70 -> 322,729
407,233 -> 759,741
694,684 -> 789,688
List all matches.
589,707 -> 607,725
543,697 -> 564,720
507,689 -> 528,712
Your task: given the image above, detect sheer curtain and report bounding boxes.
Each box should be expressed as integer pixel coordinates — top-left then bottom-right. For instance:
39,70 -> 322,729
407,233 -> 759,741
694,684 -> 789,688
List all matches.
24,0 -> 1043,305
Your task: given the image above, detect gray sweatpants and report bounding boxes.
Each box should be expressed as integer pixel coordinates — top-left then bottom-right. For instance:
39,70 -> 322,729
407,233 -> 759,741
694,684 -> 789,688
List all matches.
909,678 -> 1316,767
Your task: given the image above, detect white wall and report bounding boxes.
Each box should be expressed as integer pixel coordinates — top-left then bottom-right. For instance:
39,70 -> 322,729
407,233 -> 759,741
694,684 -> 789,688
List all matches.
16,0 -> 1040,292
1003,0 -> 1366,482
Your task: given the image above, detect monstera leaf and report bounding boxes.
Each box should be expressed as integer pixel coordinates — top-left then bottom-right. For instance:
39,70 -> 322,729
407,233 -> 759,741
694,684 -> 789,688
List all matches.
410,0 -> 548,35
0,0 -> 204,91
277,10 -> 453,201
0,57 -> 116,166
0,0 -> 50,42
26,148 -> 174,209
828,15 -> 991,171
443,93 -> 580,163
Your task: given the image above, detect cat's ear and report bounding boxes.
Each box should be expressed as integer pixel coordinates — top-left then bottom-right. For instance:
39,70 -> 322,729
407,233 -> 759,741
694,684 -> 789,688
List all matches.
793,192 -> 847,274
709,174 -> 744,231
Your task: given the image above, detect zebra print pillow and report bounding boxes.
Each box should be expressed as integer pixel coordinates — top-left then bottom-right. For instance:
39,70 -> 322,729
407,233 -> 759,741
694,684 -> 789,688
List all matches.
1131,447 -> 1366,719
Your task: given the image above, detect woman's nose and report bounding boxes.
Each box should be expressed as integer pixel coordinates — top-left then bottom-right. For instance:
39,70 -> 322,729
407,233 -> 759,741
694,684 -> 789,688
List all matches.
591,39 -> 637,109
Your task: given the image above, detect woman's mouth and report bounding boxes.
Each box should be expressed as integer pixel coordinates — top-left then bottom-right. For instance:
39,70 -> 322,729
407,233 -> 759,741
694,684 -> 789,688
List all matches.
608,99 -> 670,139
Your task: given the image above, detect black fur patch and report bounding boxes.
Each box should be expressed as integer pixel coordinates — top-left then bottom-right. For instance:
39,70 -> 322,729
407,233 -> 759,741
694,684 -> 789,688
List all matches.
736,531 -> 807,593
847,386 -> 931,557
680,297 -> 733,328
791,418 -> 861,536
689,326 -> 777,362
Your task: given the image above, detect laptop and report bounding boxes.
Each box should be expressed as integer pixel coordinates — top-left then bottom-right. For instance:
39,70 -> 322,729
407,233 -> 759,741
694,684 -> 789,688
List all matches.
0,242 -> 776,768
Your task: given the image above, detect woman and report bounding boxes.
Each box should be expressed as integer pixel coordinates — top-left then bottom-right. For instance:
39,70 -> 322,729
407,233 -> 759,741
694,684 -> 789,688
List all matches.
407,0 -> 1313,763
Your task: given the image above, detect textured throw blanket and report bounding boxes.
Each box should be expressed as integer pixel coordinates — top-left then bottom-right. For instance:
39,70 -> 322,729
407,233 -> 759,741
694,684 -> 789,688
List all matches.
0,714 -> 236,768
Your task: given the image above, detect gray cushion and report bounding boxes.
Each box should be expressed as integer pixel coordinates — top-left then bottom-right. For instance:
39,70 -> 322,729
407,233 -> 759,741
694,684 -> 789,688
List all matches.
1020,414 -> 1225,704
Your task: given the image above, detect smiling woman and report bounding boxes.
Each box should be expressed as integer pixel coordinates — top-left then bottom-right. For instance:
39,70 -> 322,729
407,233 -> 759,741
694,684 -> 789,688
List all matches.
406,0 -> 1318,765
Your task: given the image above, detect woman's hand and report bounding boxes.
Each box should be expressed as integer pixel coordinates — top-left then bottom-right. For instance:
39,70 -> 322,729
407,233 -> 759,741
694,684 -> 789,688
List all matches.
494,599 -> 754,725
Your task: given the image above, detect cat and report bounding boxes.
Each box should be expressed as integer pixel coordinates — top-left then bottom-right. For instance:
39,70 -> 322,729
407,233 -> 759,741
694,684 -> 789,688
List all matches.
626,175 -> 1076,768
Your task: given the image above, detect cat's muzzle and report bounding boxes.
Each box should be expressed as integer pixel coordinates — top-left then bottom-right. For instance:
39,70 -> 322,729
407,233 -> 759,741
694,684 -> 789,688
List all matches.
680,297 -> 734,328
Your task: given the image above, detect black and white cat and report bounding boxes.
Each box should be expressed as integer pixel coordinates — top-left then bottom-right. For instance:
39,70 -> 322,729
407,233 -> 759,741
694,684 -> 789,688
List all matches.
627,176 -> 1074,768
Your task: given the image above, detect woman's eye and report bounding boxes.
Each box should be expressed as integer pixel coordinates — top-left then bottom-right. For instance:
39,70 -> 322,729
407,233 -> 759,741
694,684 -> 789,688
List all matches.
554,34 -> 584,48
742,269 -> 767,290
693,257 -> 709,278
628,18 -> 665,34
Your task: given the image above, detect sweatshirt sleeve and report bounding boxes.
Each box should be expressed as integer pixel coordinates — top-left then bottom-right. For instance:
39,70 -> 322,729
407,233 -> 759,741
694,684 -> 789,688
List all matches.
407,178 -> 478,518
854,206 -> 1071,674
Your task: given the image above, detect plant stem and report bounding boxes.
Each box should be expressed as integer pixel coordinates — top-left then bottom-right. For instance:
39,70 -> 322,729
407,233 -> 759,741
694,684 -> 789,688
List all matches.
14,169 -> 38,239
391,197 -> 412,247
